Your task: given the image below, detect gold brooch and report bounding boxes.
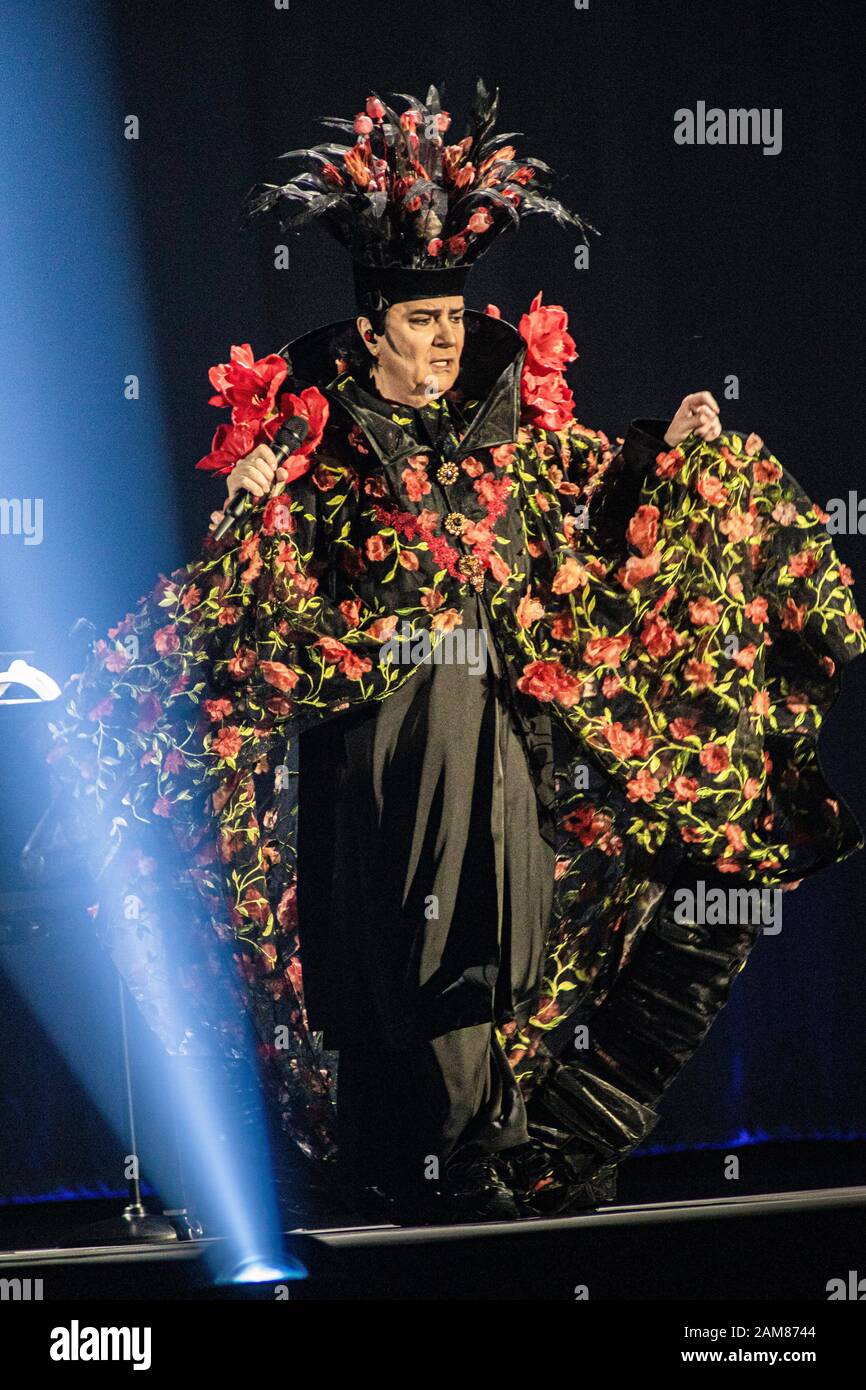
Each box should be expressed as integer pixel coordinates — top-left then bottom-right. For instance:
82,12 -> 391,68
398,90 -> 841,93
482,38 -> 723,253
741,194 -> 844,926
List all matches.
444,510 -> 468,534
459,554 -> 486,590
436,460 -> 459,486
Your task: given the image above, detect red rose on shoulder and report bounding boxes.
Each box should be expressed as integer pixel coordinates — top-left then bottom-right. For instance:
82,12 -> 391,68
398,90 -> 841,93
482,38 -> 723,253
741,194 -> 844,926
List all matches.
518,291 -> 578,373
263,385 -> 331,484
517,292 -> 581,430
208,344 -> 288,426
195,421 -> 258,476
520,367 -> 575,431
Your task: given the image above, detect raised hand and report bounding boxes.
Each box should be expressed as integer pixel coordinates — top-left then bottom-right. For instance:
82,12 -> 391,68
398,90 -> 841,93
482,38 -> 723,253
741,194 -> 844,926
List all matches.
663,391 -> 722,447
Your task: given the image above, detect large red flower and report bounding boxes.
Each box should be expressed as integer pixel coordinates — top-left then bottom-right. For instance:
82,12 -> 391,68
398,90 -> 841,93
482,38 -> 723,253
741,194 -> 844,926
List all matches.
517,291 -> 580,430
518,291 -> 578,373
195,421 -> 258,476
262,385 -> 331,483
197,363 -> 330,481
520,367 -> 575,431
208,343 -> 288,427
626,505 -> 660,558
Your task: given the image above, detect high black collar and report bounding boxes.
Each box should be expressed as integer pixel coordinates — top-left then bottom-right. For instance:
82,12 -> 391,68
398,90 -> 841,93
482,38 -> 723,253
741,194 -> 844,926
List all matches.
276,309 -> 528,468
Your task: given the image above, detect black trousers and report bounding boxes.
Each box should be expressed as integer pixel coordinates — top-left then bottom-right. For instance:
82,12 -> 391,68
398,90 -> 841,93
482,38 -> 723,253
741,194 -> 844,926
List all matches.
300,593 -> 554,1193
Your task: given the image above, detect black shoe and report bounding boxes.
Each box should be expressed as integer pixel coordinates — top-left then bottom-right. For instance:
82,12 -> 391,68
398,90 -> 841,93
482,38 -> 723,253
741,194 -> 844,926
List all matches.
500,1135 -> 619,1217
439,1146 -> 521,1222
553,1159 -> 618,1216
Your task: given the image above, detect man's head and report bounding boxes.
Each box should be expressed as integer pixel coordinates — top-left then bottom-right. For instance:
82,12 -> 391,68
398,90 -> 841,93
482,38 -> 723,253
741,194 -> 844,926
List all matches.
355,295 -> 465,407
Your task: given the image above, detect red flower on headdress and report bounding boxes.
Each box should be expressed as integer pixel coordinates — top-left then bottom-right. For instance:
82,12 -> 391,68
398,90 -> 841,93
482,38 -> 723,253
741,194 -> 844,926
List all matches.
344,143 -> 373,189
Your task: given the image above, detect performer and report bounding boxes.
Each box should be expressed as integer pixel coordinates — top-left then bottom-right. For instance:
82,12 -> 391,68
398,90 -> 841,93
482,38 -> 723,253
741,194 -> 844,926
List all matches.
45,79 -> 866,1225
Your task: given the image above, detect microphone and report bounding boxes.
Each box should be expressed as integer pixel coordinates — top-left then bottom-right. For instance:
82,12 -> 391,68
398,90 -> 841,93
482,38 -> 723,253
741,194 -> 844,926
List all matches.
212,414 -> 310,541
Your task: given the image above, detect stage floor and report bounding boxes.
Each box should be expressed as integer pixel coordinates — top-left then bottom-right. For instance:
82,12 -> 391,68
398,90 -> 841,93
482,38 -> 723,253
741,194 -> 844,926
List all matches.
2,1182 -> 865,1300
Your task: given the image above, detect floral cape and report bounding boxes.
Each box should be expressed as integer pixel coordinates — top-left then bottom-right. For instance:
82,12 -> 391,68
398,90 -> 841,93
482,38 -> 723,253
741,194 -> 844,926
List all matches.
43,295 -> 866,1163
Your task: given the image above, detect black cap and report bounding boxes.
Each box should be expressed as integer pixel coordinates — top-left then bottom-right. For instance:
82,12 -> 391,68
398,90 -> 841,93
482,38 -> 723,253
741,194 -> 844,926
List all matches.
352,259 -> 471,313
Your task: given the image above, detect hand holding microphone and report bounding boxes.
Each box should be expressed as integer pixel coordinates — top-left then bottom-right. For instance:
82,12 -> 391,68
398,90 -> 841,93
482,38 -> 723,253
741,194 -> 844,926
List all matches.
210,415 -> 310,540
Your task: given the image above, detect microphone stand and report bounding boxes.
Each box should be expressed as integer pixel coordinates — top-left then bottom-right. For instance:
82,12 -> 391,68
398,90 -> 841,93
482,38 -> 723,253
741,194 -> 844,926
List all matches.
61,973 -> 185,1247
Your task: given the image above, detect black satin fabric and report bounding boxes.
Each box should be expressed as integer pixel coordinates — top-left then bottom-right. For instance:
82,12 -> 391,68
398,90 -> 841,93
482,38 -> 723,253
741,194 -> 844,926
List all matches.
524,859 -> 765,1163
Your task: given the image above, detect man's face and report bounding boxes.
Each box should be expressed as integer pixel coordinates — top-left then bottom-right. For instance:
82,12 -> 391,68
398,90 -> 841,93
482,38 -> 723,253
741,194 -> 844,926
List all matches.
357,295 -> 465,405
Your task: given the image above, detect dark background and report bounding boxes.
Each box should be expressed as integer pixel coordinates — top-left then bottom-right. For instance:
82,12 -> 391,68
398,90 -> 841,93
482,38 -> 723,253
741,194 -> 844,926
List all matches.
1,0 -> 865,1203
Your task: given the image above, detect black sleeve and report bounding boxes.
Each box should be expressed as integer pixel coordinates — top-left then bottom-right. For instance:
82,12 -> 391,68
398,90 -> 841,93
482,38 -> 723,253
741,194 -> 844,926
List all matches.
593,417 -> 671,548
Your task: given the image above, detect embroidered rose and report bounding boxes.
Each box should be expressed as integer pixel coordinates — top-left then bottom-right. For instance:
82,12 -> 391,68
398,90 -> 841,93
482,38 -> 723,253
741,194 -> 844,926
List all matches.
260,662 -> 300,692
626,505 -> 660,557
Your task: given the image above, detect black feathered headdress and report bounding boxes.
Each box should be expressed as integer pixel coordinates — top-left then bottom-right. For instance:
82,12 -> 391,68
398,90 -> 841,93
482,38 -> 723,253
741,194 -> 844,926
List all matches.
244,77 -> 598,311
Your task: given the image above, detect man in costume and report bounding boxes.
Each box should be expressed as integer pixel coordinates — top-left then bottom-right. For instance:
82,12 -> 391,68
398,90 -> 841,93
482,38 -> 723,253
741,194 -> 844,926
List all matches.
46,79 -> 866,1225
